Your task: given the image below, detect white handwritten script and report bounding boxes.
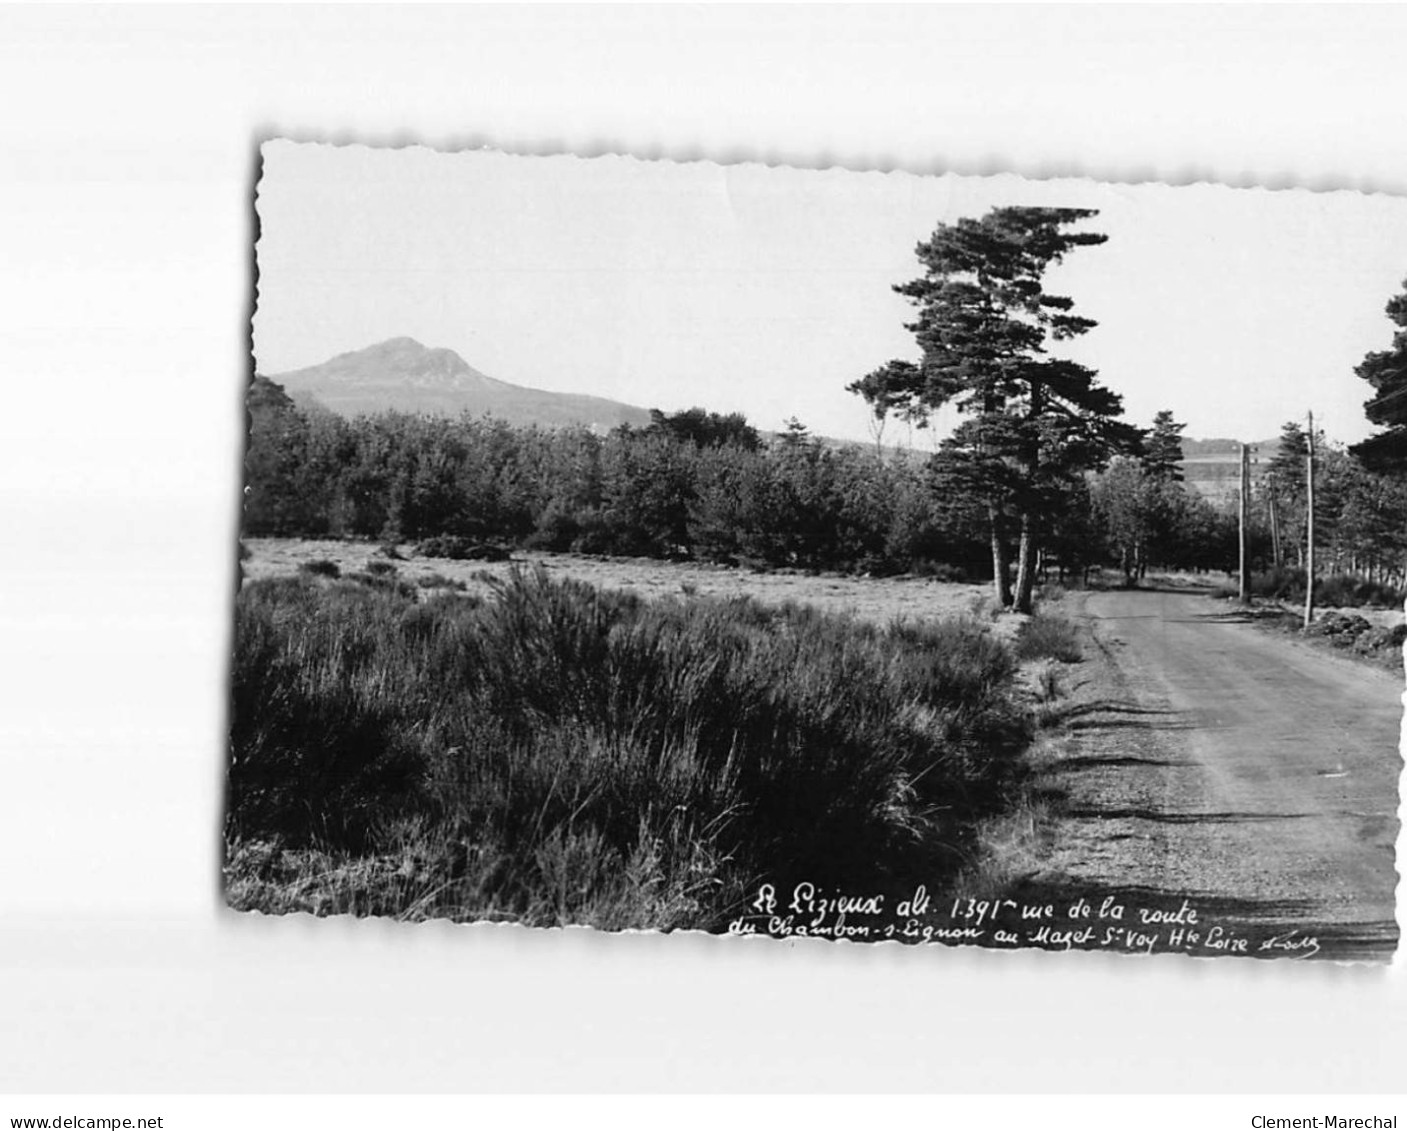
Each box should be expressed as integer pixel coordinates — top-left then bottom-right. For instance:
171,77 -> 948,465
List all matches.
728,883 -> 1321,959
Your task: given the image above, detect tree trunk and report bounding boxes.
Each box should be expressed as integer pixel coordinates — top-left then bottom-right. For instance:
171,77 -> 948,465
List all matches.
1013,380 -> 1042,615
1013,511 -> 1038,614
989,508 -> 1012,607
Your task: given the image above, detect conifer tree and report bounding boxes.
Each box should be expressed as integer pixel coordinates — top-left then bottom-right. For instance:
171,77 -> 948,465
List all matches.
1142,410 -> 1186,483
1351,276 -> 1407,472
850,206 -> 1139,611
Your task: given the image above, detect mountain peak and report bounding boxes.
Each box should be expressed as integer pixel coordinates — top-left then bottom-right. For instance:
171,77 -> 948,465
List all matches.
273,337 -> 488,392
264,338 -> 653,432
360,335 -> 428,356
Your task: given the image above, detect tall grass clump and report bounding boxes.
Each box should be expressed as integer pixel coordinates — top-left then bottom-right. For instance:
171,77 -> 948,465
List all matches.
227,567 -> 1030,931
1015,611 -> 1083,663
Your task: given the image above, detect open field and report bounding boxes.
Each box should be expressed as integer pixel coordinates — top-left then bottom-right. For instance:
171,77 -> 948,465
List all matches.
240,537 -> 1012,637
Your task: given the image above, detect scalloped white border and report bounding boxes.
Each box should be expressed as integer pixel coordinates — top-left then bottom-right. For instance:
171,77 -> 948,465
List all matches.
3,1 -> 1405,1096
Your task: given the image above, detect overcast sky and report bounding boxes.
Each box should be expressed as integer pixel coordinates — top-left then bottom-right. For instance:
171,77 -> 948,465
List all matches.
254,140 -> 1407,446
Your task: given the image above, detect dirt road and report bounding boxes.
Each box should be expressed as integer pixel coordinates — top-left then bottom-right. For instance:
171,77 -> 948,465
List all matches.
1021,587 -> 1402,961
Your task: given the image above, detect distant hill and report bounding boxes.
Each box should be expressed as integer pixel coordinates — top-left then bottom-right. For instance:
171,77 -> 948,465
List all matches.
261,337 -> 653,431
830,433 -> 1290,502
1181,436 -> 1284,500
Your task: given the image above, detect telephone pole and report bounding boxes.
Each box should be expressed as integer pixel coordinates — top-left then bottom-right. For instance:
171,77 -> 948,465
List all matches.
1303,410 -> 1316,630
1239,442 -> 1251,603
1268,484 -> 1282,569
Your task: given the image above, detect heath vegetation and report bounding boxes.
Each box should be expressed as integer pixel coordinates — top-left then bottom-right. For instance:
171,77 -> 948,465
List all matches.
227,566 -> 1032,928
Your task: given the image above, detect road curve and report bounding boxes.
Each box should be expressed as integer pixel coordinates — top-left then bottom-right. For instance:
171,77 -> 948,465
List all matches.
1024,587 -> 1402,961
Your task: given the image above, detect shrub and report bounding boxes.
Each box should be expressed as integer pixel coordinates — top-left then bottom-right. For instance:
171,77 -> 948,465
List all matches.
915,562 -> 971,583
416,534 -> 512,562
1015,612 -> 1083,663
1246,568 -> 1404,610
227,567 -> 1030,929
523,504 -> 582,552
1251,566 -> 1304,601
1318,574 -> 1403,609
298,558 -> 341,579
416,572 -> 468,592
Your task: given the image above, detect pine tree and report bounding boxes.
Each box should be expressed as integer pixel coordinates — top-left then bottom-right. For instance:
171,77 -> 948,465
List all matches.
1351,276 -> 1407,471
849,206 -> 1140,611
1142,410 -> 1186,482
1264,420 -> 1337,569
847,360 -> 917,458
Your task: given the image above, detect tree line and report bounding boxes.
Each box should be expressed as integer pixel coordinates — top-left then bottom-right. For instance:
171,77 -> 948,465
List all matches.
245,374 -> 1246,582
245,386 -> 994,574
245,206 -> 1407,596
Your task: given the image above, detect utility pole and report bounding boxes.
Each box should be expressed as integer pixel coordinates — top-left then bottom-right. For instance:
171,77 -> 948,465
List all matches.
1268,482 -> 1282,569
1239,442 -> 1251,603
1303,410 -> 1316,630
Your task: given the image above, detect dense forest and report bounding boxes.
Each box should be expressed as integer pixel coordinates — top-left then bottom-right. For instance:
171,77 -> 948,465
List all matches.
243,376 -> 1406,599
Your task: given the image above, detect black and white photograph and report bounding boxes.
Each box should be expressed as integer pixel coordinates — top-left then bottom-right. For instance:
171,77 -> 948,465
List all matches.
231,140 -> 1404,961
9,4 -> 1407,1110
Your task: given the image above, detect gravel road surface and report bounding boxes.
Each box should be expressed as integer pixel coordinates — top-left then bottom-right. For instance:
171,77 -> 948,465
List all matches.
1022,587 -> 1402,962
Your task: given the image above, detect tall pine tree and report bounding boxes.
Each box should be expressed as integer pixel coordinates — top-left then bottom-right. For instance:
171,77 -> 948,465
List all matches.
850,206 -> 1139,612
1351,276 -> 1407,471
1266,420 -> 1315,567
1142,410 -> 1186,483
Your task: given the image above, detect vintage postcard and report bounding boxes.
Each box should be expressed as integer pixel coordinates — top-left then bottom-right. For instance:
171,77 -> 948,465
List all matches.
230,140 -> 1405,962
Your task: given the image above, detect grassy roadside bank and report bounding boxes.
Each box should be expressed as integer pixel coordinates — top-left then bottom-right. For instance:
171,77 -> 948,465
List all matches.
943,596 -> 1088,901
226,565 -> 1036,931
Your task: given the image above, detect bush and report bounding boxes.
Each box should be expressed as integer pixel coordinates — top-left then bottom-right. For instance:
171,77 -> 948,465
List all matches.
914,562 -> 971,583
227,567 -> 1030,929
298,559 -> 341,579
1248,568 -> 1404,610
416,572 -> 468,592
1318,574 -> 1403,609
416,534 -> 512,562
1015,612 -> 1083,663
1251,566 -> 1304,602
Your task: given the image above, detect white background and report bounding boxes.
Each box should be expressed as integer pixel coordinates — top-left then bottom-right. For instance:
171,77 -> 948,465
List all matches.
1,4 -> 1404,1094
